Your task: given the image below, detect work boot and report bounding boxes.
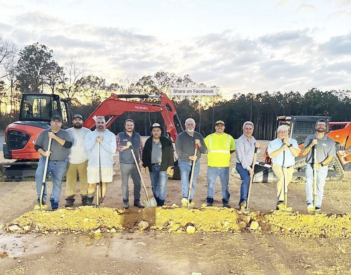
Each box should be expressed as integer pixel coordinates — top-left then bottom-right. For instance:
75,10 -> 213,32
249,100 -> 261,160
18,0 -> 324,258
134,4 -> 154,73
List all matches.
223,203 -> 231,208
206,197 -> 214,207
65,196 -> 75,208
134,201 -> 145,208
181,198 -> 188,207
157,199 -> 165,207
86,196 -> 94,206
123,200 -> 129,209
81,195 -> 89,206
315,207 -> 321,214
50,199 -> 59,210
239,201 -> 247,210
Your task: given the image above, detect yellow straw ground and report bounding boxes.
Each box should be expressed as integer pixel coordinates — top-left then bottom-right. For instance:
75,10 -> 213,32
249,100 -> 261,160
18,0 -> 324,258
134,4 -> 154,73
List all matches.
5,206 -> 351,238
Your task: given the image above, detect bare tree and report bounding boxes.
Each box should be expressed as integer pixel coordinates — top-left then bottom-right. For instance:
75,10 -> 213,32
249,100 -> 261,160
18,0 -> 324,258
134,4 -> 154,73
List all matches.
0,39 -> 16,79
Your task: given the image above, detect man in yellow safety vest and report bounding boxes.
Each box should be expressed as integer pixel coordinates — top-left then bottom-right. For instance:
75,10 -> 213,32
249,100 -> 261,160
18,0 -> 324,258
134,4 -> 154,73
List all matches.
204,120 -> 235,208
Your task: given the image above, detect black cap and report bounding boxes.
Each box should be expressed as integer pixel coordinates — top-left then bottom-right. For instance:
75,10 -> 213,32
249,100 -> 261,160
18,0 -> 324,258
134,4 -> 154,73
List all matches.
73,114 -> 83,120
51,115 -> 62,122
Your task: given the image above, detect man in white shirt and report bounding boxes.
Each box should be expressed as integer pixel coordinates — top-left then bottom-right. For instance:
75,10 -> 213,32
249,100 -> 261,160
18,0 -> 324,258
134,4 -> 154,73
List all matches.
84,116 -> 117,206
65,114 -> 91,207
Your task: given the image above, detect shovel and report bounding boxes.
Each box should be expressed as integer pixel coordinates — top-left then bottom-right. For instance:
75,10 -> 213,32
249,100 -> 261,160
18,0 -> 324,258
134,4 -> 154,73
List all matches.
187,144 -> 198,208
244,147 -> 257,213
39,137 -> 52,211
95,141 -> 103,208
313,146 -> 317,209
280,150 -> 293,212
131,148 -> 157,207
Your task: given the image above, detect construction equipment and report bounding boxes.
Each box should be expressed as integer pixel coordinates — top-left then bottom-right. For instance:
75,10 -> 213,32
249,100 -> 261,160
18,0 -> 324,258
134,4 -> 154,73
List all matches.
130,148 -> 157,207
253,116 -> 351,183
1,93 -> 182,181
244,147 -> 258,213
187,144 -> 198,208
35,137 -> 52,211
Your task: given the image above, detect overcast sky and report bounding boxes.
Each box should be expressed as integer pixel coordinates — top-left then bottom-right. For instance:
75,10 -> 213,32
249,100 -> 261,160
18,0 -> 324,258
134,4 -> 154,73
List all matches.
0,0 -> 350,98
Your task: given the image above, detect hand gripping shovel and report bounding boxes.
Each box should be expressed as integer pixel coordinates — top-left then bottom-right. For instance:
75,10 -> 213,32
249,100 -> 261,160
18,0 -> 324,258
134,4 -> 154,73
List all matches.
39,137 -> 52,211
244,147 -> 257,213
187,144 -> 198,208
95,141 -> 103,208
131,148 -> 157,207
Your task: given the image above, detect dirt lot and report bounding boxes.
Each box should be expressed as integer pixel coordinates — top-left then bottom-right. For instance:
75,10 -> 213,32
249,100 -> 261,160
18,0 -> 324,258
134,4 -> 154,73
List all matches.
1,140 -> 351,275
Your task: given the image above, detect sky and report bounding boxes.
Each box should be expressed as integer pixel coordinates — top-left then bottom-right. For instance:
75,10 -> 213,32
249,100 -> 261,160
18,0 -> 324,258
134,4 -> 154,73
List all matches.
0,0 -> 351,98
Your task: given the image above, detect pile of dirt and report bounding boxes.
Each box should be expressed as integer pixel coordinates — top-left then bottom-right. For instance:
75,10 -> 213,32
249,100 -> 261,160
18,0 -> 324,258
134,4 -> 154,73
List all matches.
5,207 -> 351,238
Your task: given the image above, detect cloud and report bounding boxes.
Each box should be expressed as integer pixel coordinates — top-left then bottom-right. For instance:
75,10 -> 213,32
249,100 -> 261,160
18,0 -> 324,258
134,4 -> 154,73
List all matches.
259,30 -> 313,48
296,4 -> 316,12
319,33 -> 351,55
15,11 -> 63,27
40,34 -> 103,49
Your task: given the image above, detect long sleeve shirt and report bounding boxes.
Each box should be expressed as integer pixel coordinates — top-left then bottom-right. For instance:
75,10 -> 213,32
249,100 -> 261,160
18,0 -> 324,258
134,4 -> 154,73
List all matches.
175,131 -> 207,162
235,134 -> 257,170
84,129 -> 116,168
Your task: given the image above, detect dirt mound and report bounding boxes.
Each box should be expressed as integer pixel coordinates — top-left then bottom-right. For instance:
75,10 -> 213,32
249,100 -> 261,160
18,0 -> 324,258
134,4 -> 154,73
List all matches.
5,207 -> 351,238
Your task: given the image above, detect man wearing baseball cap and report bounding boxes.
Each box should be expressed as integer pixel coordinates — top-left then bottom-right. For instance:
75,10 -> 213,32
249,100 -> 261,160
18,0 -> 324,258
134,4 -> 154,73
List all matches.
204,120 -> 235,208
65,114 -> 91,207
142,123 -> 174,206
34,115 -> 73,210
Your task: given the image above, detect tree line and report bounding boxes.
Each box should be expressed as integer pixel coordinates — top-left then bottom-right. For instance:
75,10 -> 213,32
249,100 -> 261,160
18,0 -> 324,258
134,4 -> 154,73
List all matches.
0,40 -> 350,140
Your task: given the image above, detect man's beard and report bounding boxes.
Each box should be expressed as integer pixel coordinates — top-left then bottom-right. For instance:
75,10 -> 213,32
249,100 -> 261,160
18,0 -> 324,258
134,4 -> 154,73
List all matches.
73,124 -> 82,129
97,126 -> 105,130
187,128 -> 195,133
126,129 -> 133,133
316,128 -> 326,133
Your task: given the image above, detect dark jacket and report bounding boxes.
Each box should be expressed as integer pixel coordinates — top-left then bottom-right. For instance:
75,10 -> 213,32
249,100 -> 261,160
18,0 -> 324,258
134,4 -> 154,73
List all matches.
142,136 -> 174,172
117,131 -> 142,164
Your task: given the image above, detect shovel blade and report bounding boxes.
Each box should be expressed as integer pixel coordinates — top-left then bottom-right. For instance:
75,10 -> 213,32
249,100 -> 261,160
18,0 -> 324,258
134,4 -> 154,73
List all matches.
144,197 -> 157,207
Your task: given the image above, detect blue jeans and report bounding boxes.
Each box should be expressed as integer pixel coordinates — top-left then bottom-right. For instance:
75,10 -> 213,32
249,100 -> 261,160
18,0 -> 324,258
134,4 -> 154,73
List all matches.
305,164 -> 328,208
149,164 -> 168,205
178,159 -> 200,201
206,167 -> 230,204
120,163 -> 141,202
35,157 -> 68,209
236,163 -> 251,205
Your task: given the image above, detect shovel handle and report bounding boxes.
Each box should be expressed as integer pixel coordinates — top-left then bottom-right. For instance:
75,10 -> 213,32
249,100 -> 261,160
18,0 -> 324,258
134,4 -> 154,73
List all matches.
246,147 -> 258,211
187,144 -> 198,207
131,148 -> 150,203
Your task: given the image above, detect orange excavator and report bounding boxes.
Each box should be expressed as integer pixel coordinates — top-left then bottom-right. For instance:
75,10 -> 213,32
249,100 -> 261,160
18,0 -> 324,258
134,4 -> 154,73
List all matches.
253,116 -> 351,183
1,93 -> 182,181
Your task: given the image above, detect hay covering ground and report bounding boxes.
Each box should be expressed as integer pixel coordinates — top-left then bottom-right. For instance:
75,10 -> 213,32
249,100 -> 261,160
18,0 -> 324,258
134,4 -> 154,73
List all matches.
5,206 -> 351,238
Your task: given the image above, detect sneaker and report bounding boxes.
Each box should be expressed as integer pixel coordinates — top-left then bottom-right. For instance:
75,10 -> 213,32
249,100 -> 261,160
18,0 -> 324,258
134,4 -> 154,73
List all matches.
134,201 -> 145,208
181,198 -> 188,207
276,201 -> 285,210
307,205 -> 315,212
315,207 -> 321,213
123,201 -> 129,209
223,204 -> 231,208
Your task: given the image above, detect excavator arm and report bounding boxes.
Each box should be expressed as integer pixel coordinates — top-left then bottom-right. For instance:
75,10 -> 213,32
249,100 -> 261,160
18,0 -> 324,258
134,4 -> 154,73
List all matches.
83,93 -> 183,142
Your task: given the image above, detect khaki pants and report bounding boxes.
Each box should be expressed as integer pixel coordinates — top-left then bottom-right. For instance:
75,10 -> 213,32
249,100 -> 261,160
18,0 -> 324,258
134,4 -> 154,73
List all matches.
65,160 -> 88,198
272,164 -> 294,202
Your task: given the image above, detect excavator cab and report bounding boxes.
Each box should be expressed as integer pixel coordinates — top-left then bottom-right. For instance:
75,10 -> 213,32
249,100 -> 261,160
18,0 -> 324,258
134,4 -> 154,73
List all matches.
19,94 -> 69,125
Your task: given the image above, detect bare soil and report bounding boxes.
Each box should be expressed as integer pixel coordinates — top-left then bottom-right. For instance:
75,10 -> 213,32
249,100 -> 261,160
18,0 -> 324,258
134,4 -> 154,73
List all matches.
1,140 -> 351,275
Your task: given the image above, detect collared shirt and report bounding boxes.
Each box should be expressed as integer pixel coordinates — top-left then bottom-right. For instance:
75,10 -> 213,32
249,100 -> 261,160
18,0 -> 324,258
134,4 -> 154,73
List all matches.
151,140 -> 162,164
267,138 -> 299,167
175,131 -> 207,162
236,134 -> 257,170
303,134 -> 336,164
204,133 -> 235,167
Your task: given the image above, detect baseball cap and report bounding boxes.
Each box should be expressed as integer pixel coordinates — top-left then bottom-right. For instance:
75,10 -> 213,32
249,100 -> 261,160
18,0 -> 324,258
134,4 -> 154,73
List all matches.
215,120 -> 225,125
73,114 -> 83,120
150,123 -> 163,131
51,115 -> 62,122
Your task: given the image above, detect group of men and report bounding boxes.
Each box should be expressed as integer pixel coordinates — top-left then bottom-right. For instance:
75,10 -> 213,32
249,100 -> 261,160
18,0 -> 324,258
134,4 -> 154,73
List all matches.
34,113 -> 336,213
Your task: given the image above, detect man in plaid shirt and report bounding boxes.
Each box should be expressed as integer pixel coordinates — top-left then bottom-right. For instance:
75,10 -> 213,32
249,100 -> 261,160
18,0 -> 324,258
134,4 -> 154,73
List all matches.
116,119 -> 144,209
